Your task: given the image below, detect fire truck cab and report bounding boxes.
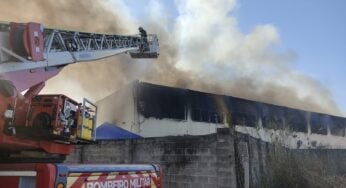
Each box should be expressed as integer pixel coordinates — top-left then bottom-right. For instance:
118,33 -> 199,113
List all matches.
0,163 -> 162,188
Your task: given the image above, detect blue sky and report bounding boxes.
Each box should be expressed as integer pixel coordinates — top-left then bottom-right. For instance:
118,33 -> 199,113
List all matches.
124,0 -> 346,115
235,0 -> 346,115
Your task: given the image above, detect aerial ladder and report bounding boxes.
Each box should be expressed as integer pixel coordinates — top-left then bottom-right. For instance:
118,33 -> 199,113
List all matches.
0,22 -> 159,162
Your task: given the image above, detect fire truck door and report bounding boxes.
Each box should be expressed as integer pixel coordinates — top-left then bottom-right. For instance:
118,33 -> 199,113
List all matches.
0,171 -> 36,188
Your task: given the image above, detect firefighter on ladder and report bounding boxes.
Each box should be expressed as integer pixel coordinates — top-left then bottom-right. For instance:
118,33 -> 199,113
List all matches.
139,27 -> 149,52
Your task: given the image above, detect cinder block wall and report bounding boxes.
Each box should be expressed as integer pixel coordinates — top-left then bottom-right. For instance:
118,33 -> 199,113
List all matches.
66,128 -> 346,187
66,128 -> 271,188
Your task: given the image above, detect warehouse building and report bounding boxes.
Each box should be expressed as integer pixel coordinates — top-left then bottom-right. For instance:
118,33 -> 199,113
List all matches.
96,81 -> 346,140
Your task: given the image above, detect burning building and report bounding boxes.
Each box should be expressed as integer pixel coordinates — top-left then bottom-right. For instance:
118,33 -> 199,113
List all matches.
96,81 -> 346,149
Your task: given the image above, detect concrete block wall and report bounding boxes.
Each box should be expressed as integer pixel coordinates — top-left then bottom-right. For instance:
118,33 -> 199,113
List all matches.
216,129 -> 237,188
243,134 -> 270,187
65,128 -> 346,187
154,136 -> 219,187
66,129 -> 243,187
65,129 -> 269,187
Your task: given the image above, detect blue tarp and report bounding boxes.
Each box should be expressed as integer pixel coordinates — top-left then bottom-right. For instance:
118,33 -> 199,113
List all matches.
96,122 -> 142,140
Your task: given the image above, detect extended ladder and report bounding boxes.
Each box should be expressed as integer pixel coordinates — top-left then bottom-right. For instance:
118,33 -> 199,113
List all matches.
0,22 -> 159,73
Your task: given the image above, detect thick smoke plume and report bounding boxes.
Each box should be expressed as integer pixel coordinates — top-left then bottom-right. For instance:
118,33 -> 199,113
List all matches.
0,0 -> 341,115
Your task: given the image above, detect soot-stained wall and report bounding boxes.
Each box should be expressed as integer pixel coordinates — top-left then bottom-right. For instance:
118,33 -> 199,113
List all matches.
136,82 -> 346,137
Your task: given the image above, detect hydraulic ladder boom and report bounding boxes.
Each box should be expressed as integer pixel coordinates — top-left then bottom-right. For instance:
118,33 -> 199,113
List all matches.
0,22 -> 159,73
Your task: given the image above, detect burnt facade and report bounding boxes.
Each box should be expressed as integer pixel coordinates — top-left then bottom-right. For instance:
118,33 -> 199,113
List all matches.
135,82 -> 346,137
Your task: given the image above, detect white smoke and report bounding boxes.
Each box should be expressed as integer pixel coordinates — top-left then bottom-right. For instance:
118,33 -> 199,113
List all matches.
46,0 -> 341,115
0,0 -> 340,115
140,0 -> 340,115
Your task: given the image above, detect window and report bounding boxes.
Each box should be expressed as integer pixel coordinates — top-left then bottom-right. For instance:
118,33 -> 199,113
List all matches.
137,83 -> 187,120
189,91 -> 225,124
310,113 -> 328,135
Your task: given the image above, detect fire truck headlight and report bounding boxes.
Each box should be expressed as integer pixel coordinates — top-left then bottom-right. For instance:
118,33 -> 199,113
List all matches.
4,110 -> 14,118
56,183 -> 65,188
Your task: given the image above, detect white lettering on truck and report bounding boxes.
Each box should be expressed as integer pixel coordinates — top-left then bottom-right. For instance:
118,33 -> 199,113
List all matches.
86,177 -> 150,188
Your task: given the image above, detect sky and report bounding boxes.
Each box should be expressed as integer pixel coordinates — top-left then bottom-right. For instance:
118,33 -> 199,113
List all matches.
235,0 -> 346,115
124,0 -> 346,115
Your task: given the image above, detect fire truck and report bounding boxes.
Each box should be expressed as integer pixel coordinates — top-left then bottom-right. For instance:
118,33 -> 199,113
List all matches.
0,22 -> 162,187
0,163 -> 162,188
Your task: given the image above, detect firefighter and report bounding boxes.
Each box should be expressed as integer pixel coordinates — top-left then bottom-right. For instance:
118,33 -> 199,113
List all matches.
139,27 -> 148,52
139,27 -> 147,39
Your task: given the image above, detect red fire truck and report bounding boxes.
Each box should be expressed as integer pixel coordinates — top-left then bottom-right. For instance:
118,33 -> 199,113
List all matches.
0,22 -> 161,187
0,163 -> 162,188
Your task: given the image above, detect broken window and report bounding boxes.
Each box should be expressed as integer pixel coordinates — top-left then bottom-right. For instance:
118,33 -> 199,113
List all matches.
310,113 -> 328,135
191,109 -> 224,123
137,83 -> 187,120
285,109 -> 307,133
227,97 -> 258,127
189,91 -> 224,124
261,104 -> 285,129
328,116 -> 345,137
